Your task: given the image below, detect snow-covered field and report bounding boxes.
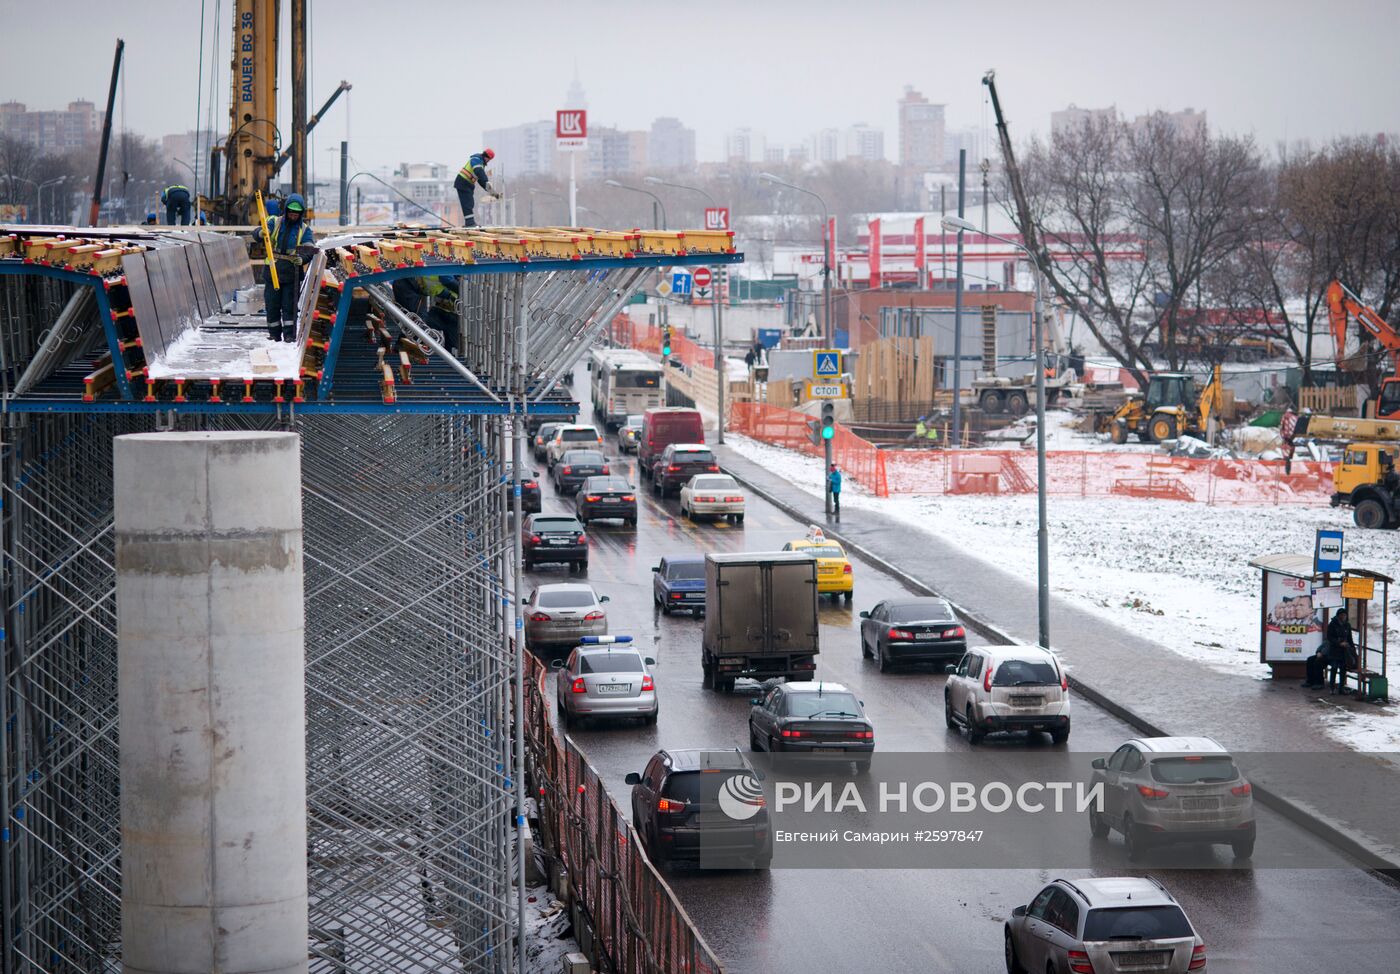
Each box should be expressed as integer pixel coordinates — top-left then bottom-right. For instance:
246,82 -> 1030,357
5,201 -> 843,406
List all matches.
724,432 -> 1400,751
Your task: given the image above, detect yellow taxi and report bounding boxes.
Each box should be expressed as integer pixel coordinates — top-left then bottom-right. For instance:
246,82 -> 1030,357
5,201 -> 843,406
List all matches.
782,527 -> 854,602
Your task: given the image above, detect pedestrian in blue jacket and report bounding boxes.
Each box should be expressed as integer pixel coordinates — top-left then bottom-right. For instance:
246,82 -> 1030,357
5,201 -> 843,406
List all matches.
828,463 -> 842,517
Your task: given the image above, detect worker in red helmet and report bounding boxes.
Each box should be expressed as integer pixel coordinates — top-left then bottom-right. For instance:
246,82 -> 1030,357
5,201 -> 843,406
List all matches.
454,148 -> 499,227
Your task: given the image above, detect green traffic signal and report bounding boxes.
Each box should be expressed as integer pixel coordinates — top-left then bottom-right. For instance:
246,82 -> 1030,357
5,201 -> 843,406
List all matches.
821,425 -> 834,440
663,344 -> 672,356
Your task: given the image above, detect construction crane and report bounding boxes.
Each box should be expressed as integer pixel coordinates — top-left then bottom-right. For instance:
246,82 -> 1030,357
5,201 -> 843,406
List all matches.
202,0 -> 349,225
1288,412 -> 1400,530
1327,279 -> 1400,421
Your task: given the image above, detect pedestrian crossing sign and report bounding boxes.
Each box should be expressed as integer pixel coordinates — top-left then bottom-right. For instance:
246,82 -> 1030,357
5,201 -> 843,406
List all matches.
813,349 -> 841,378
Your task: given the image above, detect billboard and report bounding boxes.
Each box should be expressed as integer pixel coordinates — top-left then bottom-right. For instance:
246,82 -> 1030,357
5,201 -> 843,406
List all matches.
1261,570 -> 1323,662
556,110 -> 587,149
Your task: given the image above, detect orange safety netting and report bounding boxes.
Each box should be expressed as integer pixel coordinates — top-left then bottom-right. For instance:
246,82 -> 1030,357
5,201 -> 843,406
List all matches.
609,313 -> 713,368
729,403 -> 1336,507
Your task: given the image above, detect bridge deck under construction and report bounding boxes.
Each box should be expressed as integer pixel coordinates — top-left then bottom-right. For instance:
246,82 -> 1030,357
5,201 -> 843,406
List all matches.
1,224 -> 740,415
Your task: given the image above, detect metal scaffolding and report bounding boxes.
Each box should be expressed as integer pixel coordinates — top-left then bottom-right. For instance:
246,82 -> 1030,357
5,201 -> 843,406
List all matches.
0,226 -> 740,972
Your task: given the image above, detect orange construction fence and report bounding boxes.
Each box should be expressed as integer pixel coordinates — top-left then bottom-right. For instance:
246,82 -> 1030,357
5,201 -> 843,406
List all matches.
610,313 -> 713,369
729,402 -> 1336,507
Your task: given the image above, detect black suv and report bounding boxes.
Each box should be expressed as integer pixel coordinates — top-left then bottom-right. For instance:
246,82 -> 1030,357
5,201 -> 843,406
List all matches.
651,443 -> 719,497
626,748 -> 771,869
503,462 -> 542,514
522,514 -> 589,572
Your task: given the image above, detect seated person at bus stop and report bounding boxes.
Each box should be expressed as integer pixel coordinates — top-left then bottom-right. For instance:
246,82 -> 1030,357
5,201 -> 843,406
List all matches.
1303,645 -> 1326,690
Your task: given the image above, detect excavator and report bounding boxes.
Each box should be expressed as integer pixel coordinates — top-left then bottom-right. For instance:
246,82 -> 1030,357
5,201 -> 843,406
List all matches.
1328,279 -> 1400,421
1288,413 -> 1400,529
1108,364 -> 1225,444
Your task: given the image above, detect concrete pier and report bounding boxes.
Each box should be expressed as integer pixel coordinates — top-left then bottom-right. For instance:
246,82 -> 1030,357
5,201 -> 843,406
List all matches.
116,431 -> 307,974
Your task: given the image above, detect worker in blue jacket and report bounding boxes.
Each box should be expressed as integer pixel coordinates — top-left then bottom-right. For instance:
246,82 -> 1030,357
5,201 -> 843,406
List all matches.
161,184 -> 192,225
454,148 -> 498,227
258,193 -> 316,342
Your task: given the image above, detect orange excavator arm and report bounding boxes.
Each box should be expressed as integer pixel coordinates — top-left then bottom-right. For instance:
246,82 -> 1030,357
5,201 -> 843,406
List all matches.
1328,279 -> 1400,374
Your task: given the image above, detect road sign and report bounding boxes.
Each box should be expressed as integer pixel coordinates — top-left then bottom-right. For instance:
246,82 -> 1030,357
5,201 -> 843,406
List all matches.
556,110 -> 587,149
693,266 -> 713,288
657,281 -> 672,297
704,207 -> 730,231
671,272 -> 692,296
1342,575 -> 1375,601
805,381 -> 847,400
1315,529 -> 1344,574
813,349 -> 841,378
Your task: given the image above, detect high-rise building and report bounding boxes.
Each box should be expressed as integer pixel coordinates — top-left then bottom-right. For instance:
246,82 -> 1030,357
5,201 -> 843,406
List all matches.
648,117 -> 695,171
898,87 -> 944,168
942,128 -> 986,169
579,125 -> 646,179
161,129 -> 223,170
481,120 -> 557,179
764,144 -> 786,164
565,68 -> 588,111
1131,107 -> 1207,139
807,128 -> 841,164
0,100 -> 103,155
725,128 -> 766,164
845,123 -> 885,162
1050,104 -> 1118,138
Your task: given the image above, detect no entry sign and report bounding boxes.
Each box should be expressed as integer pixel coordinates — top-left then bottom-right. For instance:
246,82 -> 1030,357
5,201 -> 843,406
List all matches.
692,266 -> 713,288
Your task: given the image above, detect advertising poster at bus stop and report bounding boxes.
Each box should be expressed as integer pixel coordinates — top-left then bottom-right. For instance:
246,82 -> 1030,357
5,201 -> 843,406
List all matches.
1262,570 -> 1324,661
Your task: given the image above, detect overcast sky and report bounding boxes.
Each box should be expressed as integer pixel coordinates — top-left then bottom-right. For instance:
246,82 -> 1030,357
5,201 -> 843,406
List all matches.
3,0 -> 1398,179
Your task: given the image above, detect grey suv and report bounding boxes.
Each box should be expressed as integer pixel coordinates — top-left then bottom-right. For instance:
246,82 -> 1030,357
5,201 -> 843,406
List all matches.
1006,876 -> 1207,974
626,748 -> 771,869
1090,736 -> 1256,861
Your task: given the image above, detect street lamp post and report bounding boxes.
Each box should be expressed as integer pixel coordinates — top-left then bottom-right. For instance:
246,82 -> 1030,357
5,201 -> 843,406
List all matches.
39,176 -> 67,223
528,187 -> 565,227
943,214 -> 1050,651
759,172 -> 831,344
7,176 -> 40,221
605,179 -> 666,230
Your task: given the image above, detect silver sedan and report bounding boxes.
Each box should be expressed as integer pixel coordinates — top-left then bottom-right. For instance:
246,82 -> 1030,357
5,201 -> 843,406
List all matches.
524,583 -> 609,649
553,637 -> 657,727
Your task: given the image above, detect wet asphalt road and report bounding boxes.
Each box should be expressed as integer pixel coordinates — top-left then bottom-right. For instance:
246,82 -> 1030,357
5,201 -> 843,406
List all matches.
521,400 -> 1400,973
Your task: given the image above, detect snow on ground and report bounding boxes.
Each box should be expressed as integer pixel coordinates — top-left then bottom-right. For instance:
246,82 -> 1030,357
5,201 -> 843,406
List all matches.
146,319 -> 302,379
523,881 -> 579,974
725,432 -> 1400,751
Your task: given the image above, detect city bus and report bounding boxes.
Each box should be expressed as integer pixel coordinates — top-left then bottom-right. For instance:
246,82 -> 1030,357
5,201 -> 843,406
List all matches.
590,348 -> 664,428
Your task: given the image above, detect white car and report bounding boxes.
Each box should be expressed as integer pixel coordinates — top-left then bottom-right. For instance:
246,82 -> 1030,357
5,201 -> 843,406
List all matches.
679,474 -> 746,522
943,645 -> 1071,744
546,424 -> 604,467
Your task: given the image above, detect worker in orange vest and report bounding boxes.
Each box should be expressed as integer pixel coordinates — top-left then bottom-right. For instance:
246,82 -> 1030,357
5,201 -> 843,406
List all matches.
454,148 -> 498,227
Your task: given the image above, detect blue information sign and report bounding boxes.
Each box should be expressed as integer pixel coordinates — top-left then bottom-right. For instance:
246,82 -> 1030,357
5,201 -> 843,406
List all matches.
1314,529 -> 1344,574
671,272 -> 692,296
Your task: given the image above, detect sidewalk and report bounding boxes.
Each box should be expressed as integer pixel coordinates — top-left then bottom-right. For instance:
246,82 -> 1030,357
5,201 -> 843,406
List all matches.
714,443 -> 1400,871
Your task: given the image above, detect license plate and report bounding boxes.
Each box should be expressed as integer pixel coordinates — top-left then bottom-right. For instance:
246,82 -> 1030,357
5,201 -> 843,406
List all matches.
1011,695 -> 1043,707
602,497 -> 620,503
595,684 -> 629,695
547,539 -> 569,546
1111,951 -> 1169,970
1181,797 -> 1219,810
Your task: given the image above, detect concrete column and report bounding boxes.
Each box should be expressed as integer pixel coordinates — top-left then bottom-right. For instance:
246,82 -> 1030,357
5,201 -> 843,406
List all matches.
116,431 -> 307,974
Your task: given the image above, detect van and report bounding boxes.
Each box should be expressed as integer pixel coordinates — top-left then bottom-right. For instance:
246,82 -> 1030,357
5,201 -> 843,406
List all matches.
639,408 -> 704,475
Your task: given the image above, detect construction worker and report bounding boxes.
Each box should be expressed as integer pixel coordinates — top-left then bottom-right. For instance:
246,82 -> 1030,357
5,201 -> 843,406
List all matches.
412,275 -> 461,353
143,212 -> 158,226
161,184 -> 192,225
258,193 -> 316,343
454,148 -> 498,227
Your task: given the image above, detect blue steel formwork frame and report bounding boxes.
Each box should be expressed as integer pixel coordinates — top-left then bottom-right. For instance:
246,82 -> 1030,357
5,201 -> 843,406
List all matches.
0,240 -> 743,974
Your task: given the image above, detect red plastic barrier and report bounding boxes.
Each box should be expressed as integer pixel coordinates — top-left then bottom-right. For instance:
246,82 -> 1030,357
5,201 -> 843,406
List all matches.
729,402 -> 888,497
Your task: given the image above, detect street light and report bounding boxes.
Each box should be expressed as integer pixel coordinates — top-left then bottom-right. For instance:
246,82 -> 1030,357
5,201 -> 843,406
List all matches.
6,176 -> 40,220
759,171 -> 832,344
604,179 -> 666,230
944,214 -> 1050,651
39,176 -> 67,223
643,174 -> 716,213
528,187 -> 565,227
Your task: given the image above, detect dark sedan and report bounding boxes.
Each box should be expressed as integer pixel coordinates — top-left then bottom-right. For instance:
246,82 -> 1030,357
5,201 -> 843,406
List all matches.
575,475 -> 637,525
748,682 -> 874,773
552,449 -> 610,495
522,514 -> 589,572
532,423 -> 562,463
859,597 -> 966,672
503,463 -> 542,514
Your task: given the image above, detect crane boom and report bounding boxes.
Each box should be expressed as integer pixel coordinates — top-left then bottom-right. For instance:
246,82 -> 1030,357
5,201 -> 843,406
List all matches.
1328,279 -> 1400,368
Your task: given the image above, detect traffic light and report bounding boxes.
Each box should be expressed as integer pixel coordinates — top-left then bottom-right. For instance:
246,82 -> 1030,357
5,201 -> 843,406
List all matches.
820,401 -> 835,440
662,326 -> 673,357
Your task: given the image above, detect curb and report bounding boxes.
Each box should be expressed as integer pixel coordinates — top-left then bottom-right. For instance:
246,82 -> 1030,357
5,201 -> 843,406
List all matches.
722,456 -> 1400,876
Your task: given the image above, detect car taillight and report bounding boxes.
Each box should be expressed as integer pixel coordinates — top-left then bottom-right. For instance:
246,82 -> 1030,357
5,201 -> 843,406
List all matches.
843,564 -> 852,574
583,610 -> 605,621
698,495 -> 715,502
530,612 -> 551,622
578,533 -> 588,544
707,464 -> 719,471
1188,944 -> 1207,971
846,730 -> 873,740
724,495 -> 743,502
1231,782 -> 1252,797
570,677 -> 586,693
888,628 -> 915,641
601,465 -> 610,474
983,666 -> 993,692
781,729 -> 804,738
1067,950 -> 1094,974
657,798 -> 686,814
528,534 -> 541,544
668,464 -> 680,472
622,495 -> 635,502
524,480 -> 537,488
943,626 -> 965,638
561,466 -> 572,475
585,495 -> 600,502
1061,669 -> 1069,692
1137,785 -> 1170,800
641,675 -> 654,691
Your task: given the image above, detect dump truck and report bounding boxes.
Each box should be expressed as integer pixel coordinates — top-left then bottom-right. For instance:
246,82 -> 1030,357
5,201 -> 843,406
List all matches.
1291,414 -> 1400,529
702,552 -> 819,692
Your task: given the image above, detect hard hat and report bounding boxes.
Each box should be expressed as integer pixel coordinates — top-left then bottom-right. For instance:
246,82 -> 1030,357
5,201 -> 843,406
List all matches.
285,193 -> 306,212
483,147 -> 495,160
